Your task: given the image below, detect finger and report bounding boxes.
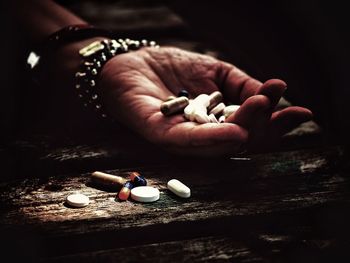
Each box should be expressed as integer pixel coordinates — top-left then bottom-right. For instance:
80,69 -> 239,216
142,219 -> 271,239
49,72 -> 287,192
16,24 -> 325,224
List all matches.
269,106 -> 313,136
162,122 -> 248,148
225,95 -> 270,129
256,79 -> 287,109
220,62 -> 262,104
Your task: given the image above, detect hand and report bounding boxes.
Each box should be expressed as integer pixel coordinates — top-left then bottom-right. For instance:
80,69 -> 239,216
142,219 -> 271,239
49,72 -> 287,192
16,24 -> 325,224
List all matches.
99,47 -> 312,156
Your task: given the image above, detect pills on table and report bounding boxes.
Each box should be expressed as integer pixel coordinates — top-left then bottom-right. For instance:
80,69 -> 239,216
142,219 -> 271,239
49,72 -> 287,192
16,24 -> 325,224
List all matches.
118,181 -> 134,201
167,179 -> 191,198
66,193 -> 90,208
178,89 -> 189,98
91,171 -> 126,189
130,186 -> 160,203
160,96 -> 189,116
129,172 -> 147,186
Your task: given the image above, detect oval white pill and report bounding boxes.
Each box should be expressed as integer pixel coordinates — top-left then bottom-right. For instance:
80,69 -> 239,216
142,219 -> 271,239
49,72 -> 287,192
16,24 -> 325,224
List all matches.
66,193 -> 90,208
167,179 -> 191,198
130,186 -> 160,203
194,111 -> 210,123
223,105 -> 240,118
209,102 -> 225,116
193,94 -> 210,107
184,102 -> 195,121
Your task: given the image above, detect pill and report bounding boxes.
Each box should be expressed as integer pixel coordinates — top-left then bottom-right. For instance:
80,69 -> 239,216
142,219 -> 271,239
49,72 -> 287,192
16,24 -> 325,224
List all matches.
66,193 -> 90,208
178,89 -> 189,98
194,111 -> 211,123
118,181 -> 134,201
91,171 -> 126,189
208,91 -> 223,111
129,172 -> 147,186
184,101 -> 196,121
160,96 -> 189,116
193,94 -> 210,107
167,179 -> 191,198
223,105 -> 240,118
218,115 -> 226,123
209,102 -> 225,116
130,186 -> 160,203
208,113 -> 219,123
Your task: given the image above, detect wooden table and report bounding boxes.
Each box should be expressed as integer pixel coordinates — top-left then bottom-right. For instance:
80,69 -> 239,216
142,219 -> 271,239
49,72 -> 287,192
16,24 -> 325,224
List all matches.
1,126 -> 349,262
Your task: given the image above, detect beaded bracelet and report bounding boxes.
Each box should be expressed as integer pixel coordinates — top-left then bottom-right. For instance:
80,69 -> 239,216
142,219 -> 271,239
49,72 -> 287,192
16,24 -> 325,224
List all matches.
75,38 -> 159,120
27,24 -> 112,70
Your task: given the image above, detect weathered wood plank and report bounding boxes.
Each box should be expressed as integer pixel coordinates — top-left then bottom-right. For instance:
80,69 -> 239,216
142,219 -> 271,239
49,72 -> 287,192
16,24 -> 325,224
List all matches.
1,146 -> 348,228
1,146 -> 349,262
45,236 -> 264,263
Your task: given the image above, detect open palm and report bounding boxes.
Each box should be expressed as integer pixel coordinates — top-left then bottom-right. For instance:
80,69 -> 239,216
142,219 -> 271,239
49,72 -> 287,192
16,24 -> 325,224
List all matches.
99,47 -> 312,156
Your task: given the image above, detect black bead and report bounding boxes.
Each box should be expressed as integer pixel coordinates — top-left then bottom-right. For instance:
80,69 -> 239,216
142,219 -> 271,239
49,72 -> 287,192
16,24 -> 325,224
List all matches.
178,89 -> 189,98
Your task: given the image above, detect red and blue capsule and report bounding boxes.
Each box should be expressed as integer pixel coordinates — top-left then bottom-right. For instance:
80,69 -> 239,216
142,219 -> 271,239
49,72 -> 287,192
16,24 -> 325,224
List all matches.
129,172 -> 147,187
118,181 -> 134,201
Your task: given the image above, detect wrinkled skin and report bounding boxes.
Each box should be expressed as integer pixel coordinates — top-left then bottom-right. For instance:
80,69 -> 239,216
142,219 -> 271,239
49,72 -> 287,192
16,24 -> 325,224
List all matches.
99,47 -> 312,156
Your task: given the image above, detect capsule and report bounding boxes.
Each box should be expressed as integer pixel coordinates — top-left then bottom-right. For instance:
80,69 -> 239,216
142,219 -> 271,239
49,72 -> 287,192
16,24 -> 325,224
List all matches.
160,96 -> 189,116
165,95 -> 176,101
91,171 -> 126,190
208,91 -> 223,111
209,102 -> 225,116
223,105 -> 240,118
118,181 -> 134,201
177,89 -> 189,98
218,115 -> 226,123
129,172 -> 147,186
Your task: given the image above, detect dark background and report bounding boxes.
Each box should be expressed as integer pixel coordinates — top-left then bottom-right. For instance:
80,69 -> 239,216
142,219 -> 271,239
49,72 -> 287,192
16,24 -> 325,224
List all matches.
1,0 -> 350,146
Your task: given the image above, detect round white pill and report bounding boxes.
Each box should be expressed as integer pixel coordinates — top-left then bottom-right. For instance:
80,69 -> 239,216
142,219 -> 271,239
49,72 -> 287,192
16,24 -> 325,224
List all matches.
66,193 -> 90,208
130,186 -> 160,203
167,179 -> 191,198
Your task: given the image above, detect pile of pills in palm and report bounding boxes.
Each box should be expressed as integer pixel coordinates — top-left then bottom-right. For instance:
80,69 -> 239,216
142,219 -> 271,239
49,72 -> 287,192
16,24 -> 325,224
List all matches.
65,171 -> 191,208
160,90 -> 240,123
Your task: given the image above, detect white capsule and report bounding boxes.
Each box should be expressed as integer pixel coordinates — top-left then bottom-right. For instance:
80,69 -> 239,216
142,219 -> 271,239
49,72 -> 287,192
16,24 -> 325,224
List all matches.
219,115 -> 226,123
208,113 -> 219,123
209,102 -> 225,116
208,91 -> 223,111
223,105 -> 240,118
194,111 -> 211,123
184,101 -> 195,121
66,193 -> 90,208
130,186 -> 160,203
167,179 -> 191,198
193,94 -> 210,107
